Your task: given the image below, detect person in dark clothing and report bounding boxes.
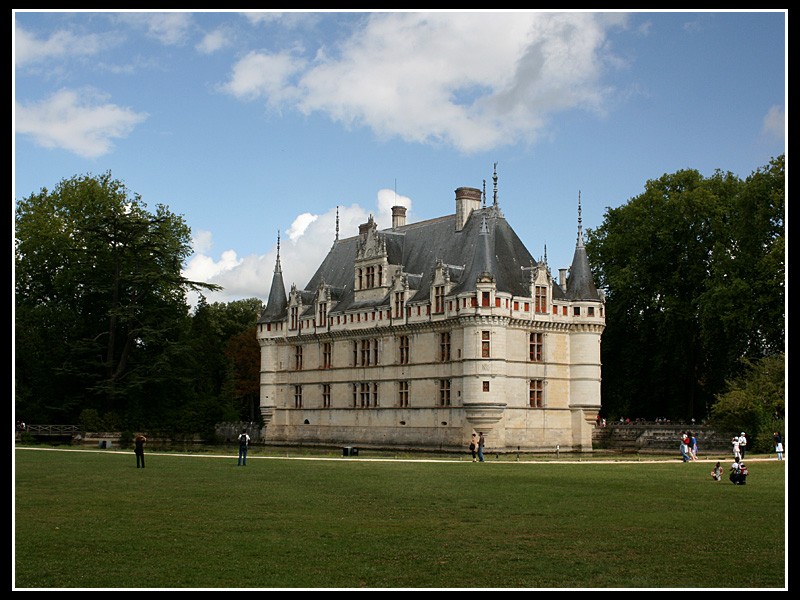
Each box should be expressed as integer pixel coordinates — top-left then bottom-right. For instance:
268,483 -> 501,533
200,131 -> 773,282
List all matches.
238,429 -> 250,466
134,434 -> 147,468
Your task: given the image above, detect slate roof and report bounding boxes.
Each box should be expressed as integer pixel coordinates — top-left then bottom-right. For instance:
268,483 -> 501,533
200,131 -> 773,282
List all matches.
259,203 -> 599,323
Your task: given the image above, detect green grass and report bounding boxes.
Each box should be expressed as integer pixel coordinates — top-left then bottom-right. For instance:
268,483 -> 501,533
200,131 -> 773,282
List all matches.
14,447 -> 786,589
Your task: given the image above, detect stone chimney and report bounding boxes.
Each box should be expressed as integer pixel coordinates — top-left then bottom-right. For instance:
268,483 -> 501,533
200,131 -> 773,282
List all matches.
559,268 -> 568,288
391,205 -> 407,229
455,187 -> 481,232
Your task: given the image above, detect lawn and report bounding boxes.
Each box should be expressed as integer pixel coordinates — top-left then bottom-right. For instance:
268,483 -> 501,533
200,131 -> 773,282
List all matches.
13,447 -> 786,589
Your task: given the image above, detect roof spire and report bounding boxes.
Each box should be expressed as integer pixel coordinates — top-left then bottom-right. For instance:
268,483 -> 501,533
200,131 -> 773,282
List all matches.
335,206 -> 340,241
275,230 -> 282,273
492,162 -> 498,207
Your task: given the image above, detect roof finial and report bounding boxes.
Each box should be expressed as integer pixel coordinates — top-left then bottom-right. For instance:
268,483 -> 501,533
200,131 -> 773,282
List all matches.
492,162 -> 498,207
274,230 -> 282,273
482,179 -> 486,208
335,206 -> 340,241
577,191 -> 584,248
544,243 -> 548,265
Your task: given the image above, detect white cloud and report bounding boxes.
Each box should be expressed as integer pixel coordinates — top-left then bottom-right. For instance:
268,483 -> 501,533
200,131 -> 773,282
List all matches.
114,12 -> 194,46
182,197 -> 401,307
221,50 -> 305,105
14,26 -> 110,68
286,213 -> 318,242
224,12 -> 628,153
196,27 -> 232,54
15,89 -> 148,158
762,105 -> 785,142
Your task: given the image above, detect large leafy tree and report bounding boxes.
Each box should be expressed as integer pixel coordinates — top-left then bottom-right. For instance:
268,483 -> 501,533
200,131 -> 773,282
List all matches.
15,172 -> 218,427
187,297 -> 263,431
587,156 -> 784,422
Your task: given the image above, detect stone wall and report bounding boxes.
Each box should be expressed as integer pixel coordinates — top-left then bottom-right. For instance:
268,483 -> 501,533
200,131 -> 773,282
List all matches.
592,424 -> 731,454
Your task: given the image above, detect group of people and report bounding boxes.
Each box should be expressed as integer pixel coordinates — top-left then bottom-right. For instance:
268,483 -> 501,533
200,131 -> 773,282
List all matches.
679,431 -> 698,462
728,458 -> 749,484
723,432 -> 750,484
469,431 -> 485,462
731,431 -> 748,461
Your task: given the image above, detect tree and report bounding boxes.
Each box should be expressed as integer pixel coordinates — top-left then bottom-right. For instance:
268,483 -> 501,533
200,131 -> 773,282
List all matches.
187,298 -> 263,427
709,353 -> 785,453
587,156 -> 784,422
15,172 -> 219,427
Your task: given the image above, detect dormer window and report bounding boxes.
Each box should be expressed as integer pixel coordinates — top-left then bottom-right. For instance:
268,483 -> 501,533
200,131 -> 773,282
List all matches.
535,285 -> 547,313
434,285 -> 445,313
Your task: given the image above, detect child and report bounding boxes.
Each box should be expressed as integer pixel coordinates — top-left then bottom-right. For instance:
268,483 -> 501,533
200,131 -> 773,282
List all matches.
711,461 -> 722,481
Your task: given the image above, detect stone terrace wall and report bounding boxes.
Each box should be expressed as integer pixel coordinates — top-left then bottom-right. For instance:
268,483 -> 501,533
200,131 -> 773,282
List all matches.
592,424 -> 732,454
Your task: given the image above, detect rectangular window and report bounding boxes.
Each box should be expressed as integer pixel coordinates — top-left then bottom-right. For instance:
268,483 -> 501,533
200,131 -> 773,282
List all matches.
434,285 -> 445,313
394,292 -> 405,318
322,384 -> 331,408
290,306 -> 299,330
535,285 -> 547,313
440,331 -> 451,362
360,382 -> 371,407
481,292 -> 490,307
529,379 -> 544,408
323,342 -> 332,369
399,381 -> 409,407
524,302 -> 530,311
366,266 -> 375,288
294,385 -> 303,408
360,340 -> 371,366
481,330 -> 490,358
483,381 -> 490,392
352,383 -> 358,407
294,345 -> 303,370
398,335 -> 410,365
317,302 -> 327,326
574,306 -> 581,317
513,301 -> 519,311
439,379 -> 451,406
588,306 -> 595,317
353,341 -> 358,366
372,339 -> 379,365
529,332 -> 543,362
372,382 -> 379,407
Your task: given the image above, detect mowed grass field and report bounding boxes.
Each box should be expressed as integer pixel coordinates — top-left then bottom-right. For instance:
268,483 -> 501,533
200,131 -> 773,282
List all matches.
14,447 -> 786,589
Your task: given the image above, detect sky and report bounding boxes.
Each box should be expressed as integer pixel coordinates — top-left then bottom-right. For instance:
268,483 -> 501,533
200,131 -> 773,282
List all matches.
13,10 -> 787,309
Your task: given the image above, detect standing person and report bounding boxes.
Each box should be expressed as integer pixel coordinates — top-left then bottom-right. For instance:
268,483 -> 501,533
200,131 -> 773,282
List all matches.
774,432 -> 784,460
711,461 -> 722,481
477,432 -> 486,462
238,429 -> 250,466
738,432 -> 747,459
687,431 -> 698,460
732,436 -> 741,462
469,432 -> 478,462
134,434 -> 147,469
679,432 -> 691,462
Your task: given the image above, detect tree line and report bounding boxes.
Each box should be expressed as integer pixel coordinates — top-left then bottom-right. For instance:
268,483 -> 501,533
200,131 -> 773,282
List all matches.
14,158 -> 785,449
587,155 -> 784,451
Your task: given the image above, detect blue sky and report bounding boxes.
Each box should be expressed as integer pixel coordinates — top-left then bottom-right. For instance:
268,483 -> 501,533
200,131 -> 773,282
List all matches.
13,10 -> 786,308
